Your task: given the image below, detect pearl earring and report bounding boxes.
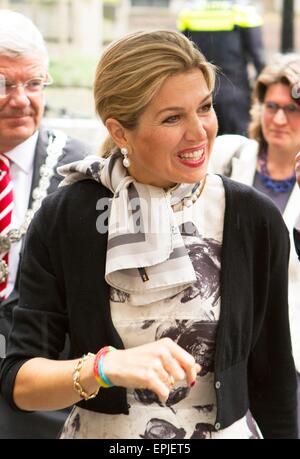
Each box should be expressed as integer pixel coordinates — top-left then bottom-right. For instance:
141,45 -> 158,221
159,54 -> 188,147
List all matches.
121,147 -> 131,168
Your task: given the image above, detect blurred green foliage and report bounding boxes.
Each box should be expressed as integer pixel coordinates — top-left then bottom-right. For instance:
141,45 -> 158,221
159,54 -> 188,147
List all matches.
49,53 -> 98,88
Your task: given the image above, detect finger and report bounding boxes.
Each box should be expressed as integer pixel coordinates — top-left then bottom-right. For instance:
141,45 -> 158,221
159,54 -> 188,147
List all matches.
166,374 -> 175,389
163,339 -> 198,386
160,372 -> 175,389
161,353 -> 186,382
176,354 -> 197,387
160,338 -> 195,380
195,363 -> 201,374
148,376 -> 170,403
188,363 -> 201,388
153,361 -> 171,386
187,363 -> 199,387
137,366 -> 173,401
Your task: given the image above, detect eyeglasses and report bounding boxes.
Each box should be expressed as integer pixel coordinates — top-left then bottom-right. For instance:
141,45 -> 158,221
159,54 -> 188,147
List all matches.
0,75 -> 53,99
263,101 -> 300,120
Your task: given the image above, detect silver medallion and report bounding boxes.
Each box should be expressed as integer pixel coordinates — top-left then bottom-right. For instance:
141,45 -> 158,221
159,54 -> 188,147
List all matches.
7,228 -> 21,243
0,236 -> 10,254
0,259 -> 8,283
0,131 -> 67,261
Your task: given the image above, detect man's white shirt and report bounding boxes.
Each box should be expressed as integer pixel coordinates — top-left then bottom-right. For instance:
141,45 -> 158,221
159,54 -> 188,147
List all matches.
5,131 -> 38,296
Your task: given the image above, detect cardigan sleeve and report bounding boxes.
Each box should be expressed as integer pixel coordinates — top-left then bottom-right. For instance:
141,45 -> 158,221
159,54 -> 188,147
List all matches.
248,205 -> 298,439
0,205 -> 68,410
294,213 -> 300,260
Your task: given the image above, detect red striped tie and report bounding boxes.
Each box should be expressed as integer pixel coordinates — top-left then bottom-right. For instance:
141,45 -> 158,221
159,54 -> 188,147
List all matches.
0,155 -> 13,299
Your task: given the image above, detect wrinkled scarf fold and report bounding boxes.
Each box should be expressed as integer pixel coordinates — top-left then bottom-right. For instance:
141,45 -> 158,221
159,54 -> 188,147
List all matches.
58,151 -> 199,305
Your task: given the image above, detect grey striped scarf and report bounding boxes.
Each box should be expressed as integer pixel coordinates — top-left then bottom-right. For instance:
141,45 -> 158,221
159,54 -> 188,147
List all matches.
58,151 -> 199,305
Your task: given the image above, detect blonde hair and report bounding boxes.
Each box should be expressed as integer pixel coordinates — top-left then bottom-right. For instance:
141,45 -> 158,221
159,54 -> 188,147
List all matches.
249,53 -> 300,150
94,30 -> 216,156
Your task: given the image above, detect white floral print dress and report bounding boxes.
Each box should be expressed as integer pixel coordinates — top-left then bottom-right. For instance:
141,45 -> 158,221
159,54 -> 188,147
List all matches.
61,175 -> 262,439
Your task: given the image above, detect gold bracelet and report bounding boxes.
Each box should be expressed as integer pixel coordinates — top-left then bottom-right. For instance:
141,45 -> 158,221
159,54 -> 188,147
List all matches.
72,352 -> 100,401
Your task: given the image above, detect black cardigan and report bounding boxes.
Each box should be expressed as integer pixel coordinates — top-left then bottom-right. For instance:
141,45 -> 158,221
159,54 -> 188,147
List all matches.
294,225 -> 300,260
0,176 -> 297,439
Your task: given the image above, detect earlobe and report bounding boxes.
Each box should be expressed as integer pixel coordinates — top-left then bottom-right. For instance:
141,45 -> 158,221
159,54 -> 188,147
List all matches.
105,118 -> 127,148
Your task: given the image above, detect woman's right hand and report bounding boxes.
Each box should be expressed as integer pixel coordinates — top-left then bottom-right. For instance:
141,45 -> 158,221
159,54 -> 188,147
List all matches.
102,338 -> 201,402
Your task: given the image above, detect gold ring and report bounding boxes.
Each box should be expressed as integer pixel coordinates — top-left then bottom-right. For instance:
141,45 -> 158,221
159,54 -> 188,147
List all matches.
167,375 -> 175,388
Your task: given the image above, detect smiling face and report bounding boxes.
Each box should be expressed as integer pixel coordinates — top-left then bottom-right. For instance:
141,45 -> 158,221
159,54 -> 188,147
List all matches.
261,83 -> 300,154
0,54 -> 47,153
118,69 -> 218,188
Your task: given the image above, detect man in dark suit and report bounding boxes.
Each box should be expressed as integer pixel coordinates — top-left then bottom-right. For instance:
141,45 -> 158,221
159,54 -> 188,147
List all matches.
0,9 -> 91,438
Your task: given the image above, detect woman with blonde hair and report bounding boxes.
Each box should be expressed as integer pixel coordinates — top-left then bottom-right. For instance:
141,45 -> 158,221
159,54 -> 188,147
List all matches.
210,53 -> 300,437
0,31 -> 297,439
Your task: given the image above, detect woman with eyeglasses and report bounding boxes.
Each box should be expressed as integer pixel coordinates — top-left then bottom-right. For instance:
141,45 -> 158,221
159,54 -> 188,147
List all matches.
210,54 -> 300,437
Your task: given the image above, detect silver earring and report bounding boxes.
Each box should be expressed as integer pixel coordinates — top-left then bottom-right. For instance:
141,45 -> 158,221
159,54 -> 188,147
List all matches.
121,147 -> 131,168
